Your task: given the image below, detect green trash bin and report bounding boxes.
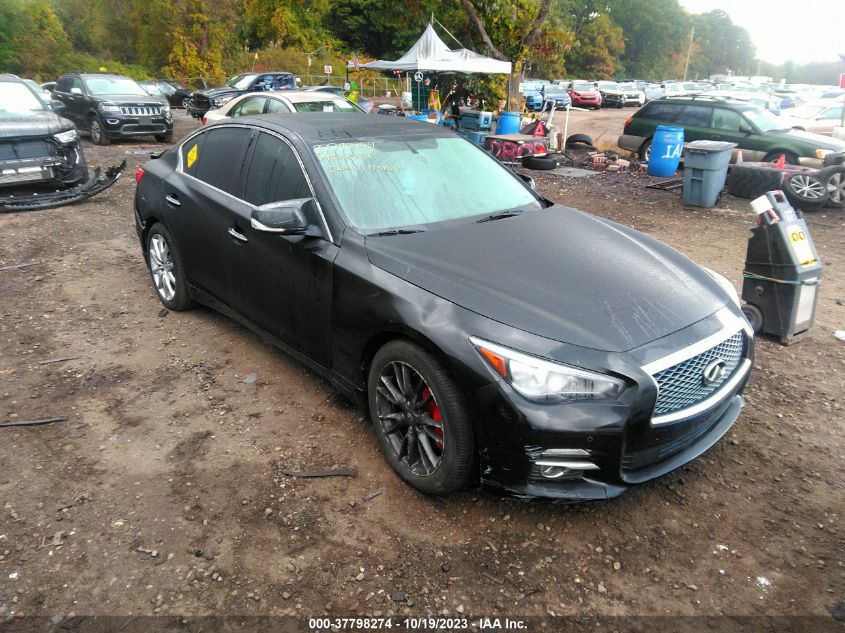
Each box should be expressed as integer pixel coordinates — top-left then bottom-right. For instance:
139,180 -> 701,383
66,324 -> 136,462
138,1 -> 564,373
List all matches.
683,140 -> 737,208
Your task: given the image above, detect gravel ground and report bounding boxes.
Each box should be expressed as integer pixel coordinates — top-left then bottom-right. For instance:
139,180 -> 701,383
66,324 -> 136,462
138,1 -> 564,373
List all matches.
0,111 -> 843,631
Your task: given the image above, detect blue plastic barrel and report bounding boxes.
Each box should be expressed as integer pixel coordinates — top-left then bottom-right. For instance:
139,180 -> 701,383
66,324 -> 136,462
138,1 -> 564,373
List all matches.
647,125 -> 684,177
496,111 -> 520,134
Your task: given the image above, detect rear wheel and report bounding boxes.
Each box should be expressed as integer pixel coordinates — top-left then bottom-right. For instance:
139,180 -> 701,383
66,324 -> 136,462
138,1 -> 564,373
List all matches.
640,138 -> 651,161
181,97 -> 190,109
146,223 -> 193,311
367,341 -> 474,495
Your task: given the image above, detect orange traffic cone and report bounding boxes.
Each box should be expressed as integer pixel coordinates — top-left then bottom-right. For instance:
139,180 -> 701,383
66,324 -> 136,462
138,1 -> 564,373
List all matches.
736,149 -> 743,164
775,154 -> 786,169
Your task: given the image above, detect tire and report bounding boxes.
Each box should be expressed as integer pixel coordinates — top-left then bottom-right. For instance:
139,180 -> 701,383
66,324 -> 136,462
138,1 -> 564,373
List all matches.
727,163 -> 786,199
822,152 -> 845,167
522,154 -> 558,170
819,165 -> 845,208
639,138 -> 651,161
741,304 -> 763,334
367,340 -> 474,495
783,170 -> 829,211
762,151 -> 799,166
89,116 -> 111,146
182,97 -> 190,109
145,223 -> 193,311
155,132 -> 174,144
565,133 -> 594,151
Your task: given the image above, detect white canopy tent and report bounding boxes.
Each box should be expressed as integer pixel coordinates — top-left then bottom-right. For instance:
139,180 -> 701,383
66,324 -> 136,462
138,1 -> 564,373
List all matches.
350,23 -> 512,75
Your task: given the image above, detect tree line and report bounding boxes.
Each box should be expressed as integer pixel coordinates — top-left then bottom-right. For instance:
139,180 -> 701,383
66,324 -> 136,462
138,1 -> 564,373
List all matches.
0,0 -> 840,86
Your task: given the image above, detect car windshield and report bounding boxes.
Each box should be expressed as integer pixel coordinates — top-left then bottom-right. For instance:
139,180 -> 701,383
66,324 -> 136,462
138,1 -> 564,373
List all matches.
311,136 -> 541,232
598,82 -> 619,90
140,83 -> 165,97
0,82 -> 46,113
226,74 -> 258,90
572,83 -> 593,91
664,84 -> 683,92
619,83 -> 637,90
293,99 -> 359,113
742,106 -> 788,132
85,77 -> 148,96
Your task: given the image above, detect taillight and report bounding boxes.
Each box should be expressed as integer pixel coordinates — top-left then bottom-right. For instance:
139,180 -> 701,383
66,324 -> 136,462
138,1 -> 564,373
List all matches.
624,116 -> 633,128
201,115 -> 207,125
134,167 -> 145,184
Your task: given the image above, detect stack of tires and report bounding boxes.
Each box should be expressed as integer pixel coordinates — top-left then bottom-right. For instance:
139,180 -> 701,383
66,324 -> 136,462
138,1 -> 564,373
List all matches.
728,154 -> 845,211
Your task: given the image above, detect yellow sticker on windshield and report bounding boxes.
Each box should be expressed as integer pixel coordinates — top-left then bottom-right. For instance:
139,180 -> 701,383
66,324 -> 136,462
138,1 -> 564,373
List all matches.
186,144 -> 198,169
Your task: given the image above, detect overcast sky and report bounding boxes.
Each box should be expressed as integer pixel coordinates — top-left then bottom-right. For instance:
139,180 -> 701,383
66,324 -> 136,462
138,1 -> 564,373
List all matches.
679,0 -> 845,65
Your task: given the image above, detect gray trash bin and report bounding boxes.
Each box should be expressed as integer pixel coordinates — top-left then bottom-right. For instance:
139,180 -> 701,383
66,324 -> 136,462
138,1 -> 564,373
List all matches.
683,140 -> 737,207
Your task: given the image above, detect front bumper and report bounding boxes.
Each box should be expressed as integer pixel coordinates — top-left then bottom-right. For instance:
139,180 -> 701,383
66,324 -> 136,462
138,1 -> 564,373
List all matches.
0,140 -> 86,188
100,115 -> 172,139
473,310 -> 753,501
602,94 -> 625,107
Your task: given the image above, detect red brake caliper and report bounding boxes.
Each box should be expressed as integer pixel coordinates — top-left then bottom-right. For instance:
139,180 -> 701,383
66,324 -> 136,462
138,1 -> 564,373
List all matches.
421,387 -> 443,452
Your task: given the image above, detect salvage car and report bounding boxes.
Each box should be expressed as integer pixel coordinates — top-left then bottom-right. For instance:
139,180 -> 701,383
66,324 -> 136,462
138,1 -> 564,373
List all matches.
595,81 -> 630,108
52,72 -> 173,145
0,74 -> 88,189
619,96 -> 845,167
202,90 -> 364,124
567,80 -> 601,109
186,72 -> 297,119
782,100 -> 844,136
154,79 -> 192,108
134,113 -> 754,500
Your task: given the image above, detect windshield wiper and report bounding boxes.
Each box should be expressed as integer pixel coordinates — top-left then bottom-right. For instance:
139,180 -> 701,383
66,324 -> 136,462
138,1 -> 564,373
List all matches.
474,209 -> 525,223
367,228 -> 426,237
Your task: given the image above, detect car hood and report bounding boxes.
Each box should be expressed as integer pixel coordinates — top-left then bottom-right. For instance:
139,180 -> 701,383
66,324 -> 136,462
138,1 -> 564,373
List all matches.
193,87 -> 242,99
769,127 -> 845,150
365,206 -> 728,352
0,111 -> 74,139
98,94 -> 166,106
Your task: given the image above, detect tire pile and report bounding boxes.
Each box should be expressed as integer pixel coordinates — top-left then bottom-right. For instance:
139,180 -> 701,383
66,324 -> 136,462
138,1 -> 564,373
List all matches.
727,153 -> 845,211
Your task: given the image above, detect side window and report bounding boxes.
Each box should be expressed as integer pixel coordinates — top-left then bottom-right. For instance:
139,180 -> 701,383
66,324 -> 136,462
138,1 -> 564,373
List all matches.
822,107 -> 842,120
230,97 -> 266,117
180,132 -> 206,178
243,132 -> 310,207
56,77 -> 71,93
642,103 -> 682,122
712,108 -> 744,131
193,127 -> 253,196
676,105 -> 713,127
267,98 -> 292,113
255,75 -> 275,90
71,78 -> 83,93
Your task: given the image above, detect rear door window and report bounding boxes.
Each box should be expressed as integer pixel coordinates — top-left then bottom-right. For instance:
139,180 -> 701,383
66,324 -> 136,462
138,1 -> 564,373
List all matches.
243,132 -> 310,207
230,96 -> 267,117
676,105 -> 713,127
193,127 -> 253,197
642,102 -> 682,122
267,98 -> 292,113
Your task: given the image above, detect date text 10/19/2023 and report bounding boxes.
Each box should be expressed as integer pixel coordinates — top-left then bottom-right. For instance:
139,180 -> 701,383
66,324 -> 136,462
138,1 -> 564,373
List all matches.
308,617 -> 528,630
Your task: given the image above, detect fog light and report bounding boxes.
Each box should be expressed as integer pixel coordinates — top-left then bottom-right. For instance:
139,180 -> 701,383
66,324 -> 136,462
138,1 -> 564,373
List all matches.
539,465 -> 568,479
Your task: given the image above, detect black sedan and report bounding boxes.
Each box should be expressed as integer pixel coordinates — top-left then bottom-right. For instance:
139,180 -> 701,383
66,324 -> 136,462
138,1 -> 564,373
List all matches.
154,80 -> 192,108
134,114 -> 753,500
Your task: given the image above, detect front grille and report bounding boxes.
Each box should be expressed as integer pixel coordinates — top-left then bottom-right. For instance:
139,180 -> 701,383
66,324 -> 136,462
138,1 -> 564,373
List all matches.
0,139 -> 56,161
652,330 -> 745,416
119,105 -> 161,116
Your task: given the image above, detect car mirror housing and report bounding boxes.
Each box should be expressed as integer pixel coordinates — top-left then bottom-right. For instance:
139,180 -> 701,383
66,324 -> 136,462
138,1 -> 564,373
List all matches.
251,198 -> 314,235
739,125 -> 754,135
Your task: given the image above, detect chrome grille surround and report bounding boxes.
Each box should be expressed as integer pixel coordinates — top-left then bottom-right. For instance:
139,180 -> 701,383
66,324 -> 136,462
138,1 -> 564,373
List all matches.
119,105 -> 161,116
642,309 -> 752,426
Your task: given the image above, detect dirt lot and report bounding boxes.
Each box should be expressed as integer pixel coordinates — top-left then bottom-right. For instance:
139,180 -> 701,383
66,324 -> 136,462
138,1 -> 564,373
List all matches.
0,110 -> 843,631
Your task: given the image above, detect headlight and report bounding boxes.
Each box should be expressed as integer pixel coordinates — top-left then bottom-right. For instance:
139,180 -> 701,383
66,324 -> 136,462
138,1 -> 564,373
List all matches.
53,129 -> 78,144
162,103 -> 171,115
213,95 -> 234,107
702,266 -> 740,308
815,149 -> 833,160
469,337 -> 624,403
99,104 -> 120,112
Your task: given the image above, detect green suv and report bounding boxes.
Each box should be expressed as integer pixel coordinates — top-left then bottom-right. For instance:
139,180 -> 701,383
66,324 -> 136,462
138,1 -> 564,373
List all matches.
618,96 -> 845,167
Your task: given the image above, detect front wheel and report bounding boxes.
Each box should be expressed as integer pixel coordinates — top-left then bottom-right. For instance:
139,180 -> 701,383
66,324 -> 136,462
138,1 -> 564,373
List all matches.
89,116 -> 111,146
155,132 -> 173,144
146,223 -> 193,311
367,341 -> 474,495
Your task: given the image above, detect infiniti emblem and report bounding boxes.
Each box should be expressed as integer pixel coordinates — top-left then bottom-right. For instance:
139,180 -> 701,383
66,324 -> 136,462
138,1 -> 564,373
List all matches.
702,358 -> 727,386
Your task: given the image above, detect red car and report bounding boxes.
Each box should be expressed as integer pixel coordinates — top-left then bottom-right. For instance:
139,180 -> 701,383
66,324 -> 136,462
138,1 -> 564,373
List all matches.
568,80 -> 602,109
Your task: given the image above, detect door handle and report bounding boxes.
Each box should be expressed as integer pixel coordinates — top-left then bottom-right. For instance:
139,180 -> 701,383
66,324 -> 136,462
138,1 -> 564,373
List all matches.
165,194 -> 181,207
228,226 -> 248,243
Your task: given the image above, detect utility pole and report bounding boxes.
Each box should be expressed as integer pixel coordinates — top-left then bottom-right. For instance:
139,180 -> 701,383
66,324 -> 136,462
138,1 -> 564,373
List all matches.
683,25 -> 695,81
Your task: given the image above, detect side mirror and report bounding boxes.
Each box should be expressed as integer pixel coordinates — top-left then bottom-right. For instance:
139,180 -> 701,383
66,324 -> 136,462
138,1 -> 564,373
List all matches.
739,124 -> 754,135
250,198 -> 314,235
515,172 -> 536,190
70,87 -> 82,95
50,100 -> 65,113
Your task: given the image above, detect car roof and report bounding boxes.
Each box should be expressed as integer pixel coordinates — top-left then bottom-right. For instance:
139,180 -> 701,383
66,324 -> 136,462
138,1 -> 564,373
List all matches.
0,74 -> 24,83
230,112 -> 454,142
652,95 -> 760,108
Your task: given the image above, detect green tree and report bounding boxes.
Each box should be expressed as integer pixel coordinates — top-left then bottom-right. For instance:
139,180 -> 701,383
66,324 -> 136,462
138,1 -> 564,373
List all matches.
8,0 -> 70,79
687,10 -> 755,78
566,13 -> 624,79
